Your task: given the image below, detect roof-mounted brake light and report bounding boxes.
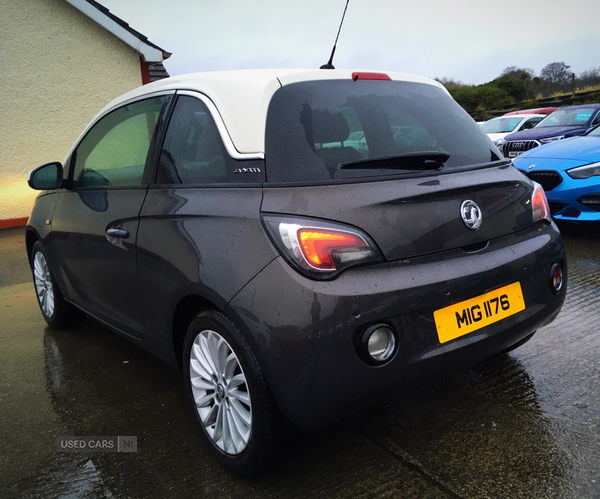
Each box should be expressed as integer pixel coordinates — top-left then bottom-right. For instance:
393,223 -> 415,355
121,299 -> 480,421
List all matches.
352,72 -> 391,81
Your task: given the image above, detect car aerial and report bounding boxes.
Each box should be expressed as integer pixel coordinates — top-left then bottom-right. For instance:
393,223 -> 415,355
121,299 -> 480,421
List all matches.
480,114 -> 545,146
502,107 -> 558,116
498,104 -> 600,159
26,68 -> 567,475
513,124 -> 600,222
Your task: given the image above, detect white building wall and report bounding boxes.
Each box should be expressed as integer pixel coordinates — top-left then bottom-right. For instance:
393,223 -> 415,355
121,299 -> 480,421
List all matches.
0,0 -> 144,221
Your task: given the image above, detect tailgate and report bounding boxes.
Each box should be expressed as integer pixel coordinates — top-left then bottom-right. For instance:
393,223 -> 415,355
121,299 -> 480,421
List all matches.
261,165 -> 534,261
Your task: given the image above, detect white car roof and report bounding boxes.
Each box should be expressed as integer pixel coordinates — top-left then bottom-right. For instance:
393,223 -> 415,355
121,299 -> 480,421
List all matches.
89,69 -> 447,156
488,114 -> 542,121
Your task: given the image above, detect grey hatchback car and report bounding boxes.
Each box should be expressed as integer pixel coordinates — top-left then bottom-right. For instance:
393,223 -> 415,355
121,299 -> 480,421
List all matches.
26,69 -> 566,474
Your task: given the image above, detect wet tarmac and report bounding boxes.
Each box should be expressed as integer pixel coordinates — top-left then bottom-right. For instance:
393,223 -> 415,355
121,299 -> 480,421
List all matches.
1,223 -> 599,498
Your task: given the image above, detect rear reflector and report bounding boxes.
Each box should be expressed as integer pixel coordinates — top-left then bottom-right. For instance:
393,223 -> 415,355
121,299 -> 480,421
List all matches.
352,72 -> 391,81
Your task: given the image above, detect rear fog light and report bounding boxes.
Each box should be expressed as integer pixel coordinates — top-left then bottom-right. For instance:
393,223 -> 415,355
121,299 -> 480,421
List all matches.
550,263 -> 563,294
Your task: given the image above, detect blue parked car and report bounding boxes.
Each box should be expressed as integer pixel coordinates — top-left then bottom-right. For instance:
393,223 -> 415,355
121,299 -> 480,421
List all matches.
513,125 -> 600,222
499,104 -> 600,159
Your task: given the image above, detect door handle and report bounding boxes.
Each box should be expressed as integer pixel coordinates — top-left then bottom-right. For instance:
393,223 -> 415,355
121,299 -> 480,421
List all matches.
106,227 -> 130,239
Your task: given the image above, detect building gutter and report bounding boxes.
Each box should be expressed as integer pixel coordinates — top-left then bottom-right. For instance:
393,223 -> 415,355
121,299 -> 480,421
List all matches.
64,0 -> 166,63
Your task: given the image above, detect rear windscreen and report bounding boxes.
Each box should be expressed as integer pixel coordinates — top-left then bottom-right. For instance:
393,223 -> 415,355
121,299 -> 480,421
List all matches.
265,79 -> 501,183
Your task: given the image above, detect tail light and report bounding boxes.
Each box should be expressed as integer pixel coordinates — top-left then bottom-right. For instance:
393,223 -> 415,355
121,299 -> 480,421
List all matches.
531,182 -> 551,223
262,215 -> 383,279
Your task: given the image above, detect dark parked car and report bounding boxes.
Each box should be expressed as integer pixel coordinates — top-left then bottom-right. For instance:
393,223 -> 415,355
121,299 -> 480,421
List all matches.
498,104 -> 600,158
26,69 -> 566,474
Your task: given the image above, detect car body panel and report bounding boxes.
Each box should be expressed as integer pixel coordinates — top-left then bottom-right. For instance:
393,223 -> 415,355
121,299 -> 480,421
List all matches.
226,221 -> 565,429
261,166 -> 534,262
134,186 -> 278,364
513,135 -> 600,162
502,107 -> 558,116
25,68 -> 567,435
48,188 -> 148,337
513,134 -> 600,222
504,124 -> 593,142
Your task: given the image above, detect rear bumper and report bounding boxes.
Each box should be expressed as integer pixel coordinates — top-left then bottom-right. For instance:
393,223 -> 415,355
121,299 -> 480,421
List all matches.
226,222 -> 566,429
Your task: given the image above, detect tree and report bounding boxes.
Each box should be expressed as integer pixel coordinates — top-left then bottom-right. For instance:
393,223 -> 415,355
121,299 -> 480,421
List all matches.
530,76 -> 547,97
540,62 -> 572,93
434,77 -> 464,88
500,66 -> 535,79
495,75 -> 528,102
579,67 -> 600,88
447,83 -> 512,112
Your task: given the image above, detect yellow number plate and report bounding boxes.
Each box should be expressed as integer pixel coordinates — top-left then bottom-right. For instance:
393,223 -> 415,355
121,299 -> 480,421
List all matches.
434,282 -> 525,344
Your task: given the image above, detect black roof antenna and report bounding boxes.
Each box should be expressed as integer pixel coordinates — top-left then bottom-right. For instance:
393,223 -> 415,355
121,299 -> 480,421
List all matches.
320,0 -> 350,69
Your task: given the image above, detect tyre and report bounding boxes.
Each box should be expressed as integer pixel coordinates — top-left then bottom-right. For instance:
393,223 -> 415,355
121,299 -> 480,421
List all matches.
30,241 -> 83,328
183,310 -> 282,475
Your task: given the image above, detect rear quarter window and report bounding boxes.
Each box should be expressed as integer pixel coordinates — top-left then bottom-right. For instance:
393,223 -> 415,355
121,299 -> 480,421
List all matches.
156,95 -> 264,185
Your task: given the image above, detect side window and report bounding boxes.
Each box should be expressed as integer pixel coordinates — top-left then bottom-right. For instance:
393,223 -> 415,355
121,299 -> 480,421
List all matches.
71,96 -> 166,188
156,95 -> 245,184
521,117 -> 542,130
592,111 -> 600,126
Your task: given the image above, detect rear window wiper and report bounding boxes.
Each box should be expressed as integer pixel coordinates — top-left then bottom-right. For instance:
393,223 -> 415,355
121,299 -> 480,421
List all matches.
340,151 -> 450,170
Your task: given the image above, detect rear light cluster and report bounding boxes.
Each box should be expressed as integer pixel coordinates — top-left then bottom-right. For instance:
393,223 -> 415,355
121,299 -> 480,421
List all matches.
263,215 -> 383,280
531,182 -> 552,223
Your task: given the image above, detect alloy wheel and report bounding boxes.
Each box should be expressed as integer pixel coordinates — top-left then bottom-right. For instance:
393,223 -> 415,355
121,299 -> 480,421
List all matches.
189,329 -> 252,454
33,251 -> 54,318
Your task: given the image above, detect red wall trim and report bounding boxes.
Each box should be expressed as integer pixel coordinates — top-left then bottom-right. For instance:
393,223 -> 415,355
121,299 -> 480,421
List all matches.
140,56 -> 151,85
0,217 -> 28,230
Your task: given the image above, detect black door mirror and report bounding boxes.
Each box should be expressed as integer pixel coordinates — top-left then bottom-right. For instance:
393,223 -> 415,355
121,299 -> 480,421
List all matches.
28,162 -> 63,190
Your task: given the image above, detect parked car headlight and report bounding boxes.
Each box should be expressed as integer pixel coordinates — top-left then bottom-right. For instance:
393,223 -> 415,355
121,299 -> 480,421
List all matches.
540,136 -> 564,144
494,138 -> 506,147
567,161 -> 600,179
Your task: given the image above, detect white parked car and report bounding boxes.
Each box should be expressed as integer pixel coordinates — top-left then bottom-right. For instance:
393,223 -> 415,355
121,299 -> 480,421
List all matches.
480,114 -> 544,146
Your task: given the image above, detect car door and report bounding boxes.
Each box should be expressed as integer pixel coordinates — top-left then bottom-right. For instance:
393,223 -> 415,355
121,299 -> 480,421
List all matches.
49,94 -> 171,338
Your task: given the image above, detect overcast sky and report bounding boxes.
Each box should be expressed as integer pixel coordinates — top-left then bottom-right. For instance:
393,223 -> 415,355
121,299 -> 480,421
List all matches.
100,0 -> 600,85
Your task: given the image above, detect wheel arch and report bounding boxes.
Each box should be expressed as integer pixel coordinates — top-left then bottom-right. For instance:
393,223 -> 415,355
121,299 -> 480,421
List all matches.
170,292 -> 277,403
25,228 -> 40,263
171,294 -> 220,371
